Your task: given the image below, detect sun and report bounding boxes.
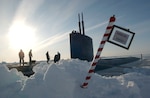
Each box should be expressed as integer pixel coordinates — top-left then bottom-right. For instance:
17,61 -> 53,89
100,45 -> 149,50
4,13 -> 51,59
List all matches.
8,21 -> 37,50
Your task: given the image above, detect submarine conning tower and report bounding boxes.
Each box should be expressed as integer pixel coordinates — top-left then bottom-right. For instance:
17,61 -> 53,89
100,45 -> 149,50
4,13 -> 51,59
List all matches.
70,13 -> 94,62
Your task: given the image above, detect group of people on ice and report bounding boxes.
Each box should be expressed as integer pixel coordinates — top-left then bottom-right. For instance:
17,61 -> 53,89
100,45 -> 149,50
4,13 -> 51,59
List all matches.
19,49 -> 61,66
46,51 -> 60,63
19,49 -> 33,66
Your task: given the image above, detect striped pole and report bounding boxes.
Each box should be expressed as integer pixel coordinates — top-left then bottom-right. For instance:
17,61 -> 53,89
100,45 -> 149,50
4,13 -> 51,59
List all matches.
81,15 -> 116,88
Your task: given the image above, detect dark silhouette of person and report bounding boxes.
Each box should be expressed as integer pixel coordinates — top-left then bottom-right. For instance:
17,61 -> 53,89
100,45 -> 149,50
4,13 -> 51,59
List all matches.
46,51 -> 50,64
29,49 -> 32,65
19,49 -> 24,66
54,52 -> 60,63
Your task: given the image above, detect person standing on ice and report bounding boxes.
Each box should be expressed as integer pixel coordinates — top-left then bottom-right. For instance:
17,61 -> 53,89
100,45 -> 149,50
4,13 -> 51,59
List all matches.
19,49 -> 24,66
29,49 -> 32,65
54,52 -> 61,63
46,51 -> 50,64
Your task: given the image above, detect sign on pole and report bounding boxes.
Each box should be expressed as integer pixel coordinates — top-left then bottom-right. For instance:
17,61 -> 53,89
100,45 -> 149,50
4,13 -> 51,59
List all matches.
81,15 -> 116,88
81,16 -> 136,89
107,25 -> 135,49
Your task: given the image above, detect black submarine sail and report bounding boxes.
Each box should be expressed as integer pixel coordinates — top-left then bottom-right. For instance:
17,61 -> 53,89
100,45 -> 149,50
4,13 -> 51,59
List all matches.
70,13 -> 93,61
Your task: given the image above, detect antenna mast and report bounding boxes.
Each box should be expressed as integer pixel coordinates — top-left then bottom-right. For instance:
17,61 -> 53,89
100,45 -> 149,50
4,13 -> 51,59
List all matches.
78,13 -> 81,34
81,12 -> 85,35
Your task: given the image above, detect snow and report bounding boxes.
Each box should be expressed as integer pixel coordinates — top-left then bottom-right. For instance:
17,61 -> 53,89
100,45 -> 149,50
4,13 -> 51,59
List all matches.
0,56 -> 150,98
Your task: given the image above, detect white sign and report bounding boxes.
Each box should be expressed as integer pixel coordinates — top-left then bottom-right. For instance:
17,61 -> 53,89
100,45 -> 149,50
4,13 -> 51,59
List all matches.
108,25 -> 135,49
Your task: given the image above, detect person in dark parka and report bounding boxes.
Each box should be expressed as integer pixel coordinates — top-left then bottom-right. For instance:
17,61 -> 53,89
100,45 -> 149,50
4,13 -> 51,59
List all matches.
54,52 -> 60,63
46,51 -> 50,64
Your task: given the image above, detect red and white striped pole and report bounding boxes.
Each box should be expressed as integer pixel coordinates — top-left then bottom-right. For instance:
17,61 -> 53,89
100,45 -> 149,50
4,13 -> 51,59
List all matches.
81,15 -> 116,88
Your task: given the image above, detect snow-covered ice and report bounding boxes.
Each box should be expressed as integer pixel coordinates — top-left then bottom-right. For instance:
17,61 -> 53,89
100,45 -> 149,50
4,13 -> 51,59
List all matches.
0,55 -> 150,98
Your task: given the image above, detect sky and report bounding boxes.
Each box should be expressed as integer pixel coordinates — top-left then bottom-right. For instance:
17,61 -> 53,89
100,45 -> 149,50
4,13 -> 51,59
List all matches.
0,0 -> 150,62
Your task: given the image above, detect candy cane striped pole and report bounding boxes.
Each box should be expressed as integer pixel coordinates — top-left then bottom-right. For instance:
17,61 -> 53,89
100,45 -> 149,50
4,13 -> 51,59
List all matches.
81,15 -> 116,88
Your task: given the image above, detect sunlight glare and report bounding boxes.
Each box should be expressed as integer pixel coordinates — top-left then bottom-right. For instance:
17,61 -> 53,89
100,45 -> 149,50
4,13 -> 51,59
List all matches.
8,22 -> 37,50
